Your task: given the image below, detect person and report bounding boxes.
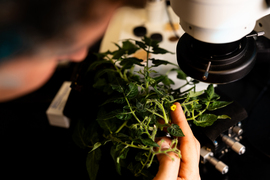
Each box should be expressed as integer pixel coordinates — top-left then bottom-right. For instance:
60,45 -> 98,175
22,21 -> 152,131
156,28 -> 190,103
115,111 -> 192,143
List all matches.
0,0 -> 145,102
0,0 -> 200,179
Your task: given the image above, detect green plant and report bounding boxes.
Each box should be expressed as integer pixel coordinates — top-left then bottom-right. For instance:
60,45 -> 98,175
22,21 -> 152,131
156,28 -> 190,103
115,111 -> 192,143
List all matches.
73,37 -> 232,180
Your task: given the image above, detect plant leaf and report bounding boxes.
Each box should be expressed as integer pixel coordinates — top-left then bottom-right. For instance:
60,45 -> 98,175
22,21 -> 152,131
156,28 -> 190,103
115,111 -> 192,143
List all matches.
126,82 -> 139,99
142,36 -> 158,48
96,109 -> 118,133
217,115 -> 231,119
111,84 -> 124,93
93,50 -> 112,60
185,102 -> 203,112
97,119 -> 117,134
135,152 -> 147,162
122,40 -> 140,54
162,76 -> 175,86
100,96 -> 125,106
135,40 -> 147,50
188,90 -> 204,98
171,68 -> 187,80
110,144 -> 129,175
113,42 -> 121,49
153,85 -> 166,97
150,59 -> 172,67
153,75 -> 174,86
97,110 -> 117,121
167,124 -> 185,137
208,101 -> 233,111
87,59 -> 112,72
153,75 -> 165,84
205,84 -> 214,100
112,49 -> 126,59
128,162 -> 142,176
140,137 -> 159,147
94,68 -> 117,80
93,78 -> 107,89
136,99 -> 148,113
120,57 -> 144,69
152,46 -> 173,54
86,148 -> 102,180
90,142 -> 102,153
72,120 -> 98,149
115,110 -> 133,120
204,84 -> 220,101
193,114 -> 218,127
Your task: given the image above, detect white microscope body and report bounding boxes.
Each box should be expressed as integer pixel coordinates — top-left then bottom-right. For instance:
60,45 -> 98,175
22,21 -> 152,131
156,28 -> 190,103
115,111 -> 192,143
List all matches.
170,0 -> 270,43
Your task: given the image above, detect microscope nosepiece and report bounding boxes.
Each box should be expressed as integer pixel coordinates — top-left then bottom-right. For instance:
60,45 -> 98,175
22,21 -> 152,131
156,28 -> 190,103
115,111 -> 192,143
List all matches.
176,33 -> 257,84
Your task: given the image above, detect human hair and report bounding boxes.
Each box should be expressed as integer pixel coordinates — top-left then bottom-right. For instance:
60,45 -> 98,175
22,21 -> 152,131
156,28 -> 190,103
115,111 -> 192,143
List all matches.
0,0 -> 147,61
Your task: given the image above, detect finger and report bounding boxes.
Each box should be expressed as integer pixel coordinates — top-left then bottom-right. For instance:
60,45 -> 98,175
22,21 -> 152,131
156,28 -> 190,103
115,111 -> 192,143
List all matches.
171,103 -> 201,179
153,137 -> 180,180
154,152 -> 180,180
170,102 -> 194,139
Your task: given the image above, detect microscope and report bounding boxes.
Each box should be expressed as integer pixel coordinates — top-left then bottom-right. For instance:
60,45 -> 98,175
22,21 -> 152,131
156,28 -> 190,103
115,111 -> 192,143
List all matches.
169,0 -> 270,175
170,0 -> 270,84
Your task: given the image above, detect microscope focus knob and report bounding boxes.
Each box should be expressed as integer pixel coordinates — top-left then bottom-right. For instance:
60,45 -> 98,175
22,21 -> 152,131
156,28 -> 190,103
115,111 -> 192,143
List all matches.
207,156 -> 229,174
232,126 -> 243,135
221,134 -> 246,155
200,147 -> 229,174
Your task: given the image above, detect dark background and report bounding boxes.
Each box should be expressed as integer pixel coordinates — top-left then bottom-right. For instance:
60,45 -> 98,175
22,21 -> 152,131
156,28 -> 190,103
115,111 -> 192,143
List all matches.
1,37 -> 270,180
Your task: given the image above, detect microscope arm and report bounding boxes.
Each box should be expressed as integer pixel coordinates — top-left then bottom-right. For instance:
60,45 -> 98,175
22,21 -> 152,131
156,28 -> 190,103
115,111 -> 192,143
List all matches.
170,0 -> 270,44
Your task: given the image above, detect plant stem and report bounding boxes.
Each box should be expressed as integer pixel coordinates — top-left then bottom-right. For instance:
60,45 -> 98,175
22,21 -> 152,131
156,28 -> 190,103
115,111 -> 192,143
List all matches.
186,101 -> 210,121
155,100 -> 169,124
124,96 -> 141,123
170,97 -> 186,103
115,120 -> 128,133
111,59 -> 129,82
147,153 -> 156,168
123,142 -> 150,151
145,108 -> 164,119
123,69 -> 129,82
137,124 -> 158,173
108,134 -> 150,150
144,46 -> 151,93
137,149 -> 152,175
146,99 -> 168,123
153,138 -> 181,158
181,99 -> 199,106
180,86 -> 195,95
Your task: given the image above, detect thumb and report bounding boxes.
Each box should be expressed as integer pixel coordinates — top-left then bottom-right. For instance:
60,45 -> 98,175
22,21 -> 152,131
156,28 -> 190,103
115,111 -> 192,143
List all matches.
153,137 -> 180,180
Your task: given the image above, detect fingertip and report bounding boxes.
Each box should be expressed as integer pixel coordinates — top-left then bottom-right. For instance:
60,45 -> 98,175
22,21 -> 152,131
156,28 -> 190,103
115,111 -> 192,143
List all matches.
173,102 -> 180,106
171,102 -> 193,138
172,102 -> 181,109
171,102 -> 186,124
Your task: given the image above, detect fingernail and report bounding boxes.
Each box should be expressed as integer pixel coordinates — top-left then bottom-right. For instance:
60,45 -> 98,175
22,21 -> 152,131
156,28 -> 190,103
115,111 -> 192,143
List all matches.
159,139 -> 170,151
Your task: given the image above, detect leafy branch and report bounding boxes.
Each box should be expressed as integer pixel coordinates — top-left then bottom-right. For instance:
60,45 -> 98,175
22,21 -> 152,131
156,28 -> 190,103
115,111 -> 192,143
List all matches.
73,37 -> 232,180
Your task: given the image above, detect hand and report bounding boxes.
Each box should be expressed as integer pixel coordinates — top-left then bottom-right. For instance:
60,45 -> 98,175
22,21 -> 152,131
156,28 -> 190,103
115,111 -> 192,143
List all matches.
153,102 -> 201,180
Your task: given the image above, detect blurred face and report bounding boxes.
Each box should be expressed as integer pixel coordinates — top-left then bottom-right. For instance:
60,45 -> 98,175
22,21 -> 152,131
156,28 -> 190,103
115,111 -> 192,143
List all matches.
0,4 -> 118,102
